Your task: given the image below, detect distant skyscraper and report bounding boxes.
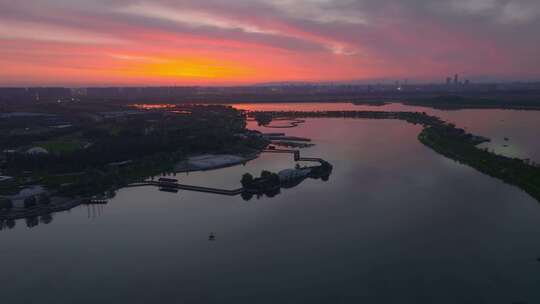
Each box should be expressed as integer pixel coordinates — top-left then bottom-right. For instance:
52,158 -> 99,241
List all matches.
454,74 -> 459,85
446,77 -> 452,85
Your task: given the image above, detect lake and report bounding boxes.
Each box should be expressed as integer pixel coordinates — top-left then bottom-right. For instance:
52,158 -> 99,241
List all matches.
2,103 -> 540,304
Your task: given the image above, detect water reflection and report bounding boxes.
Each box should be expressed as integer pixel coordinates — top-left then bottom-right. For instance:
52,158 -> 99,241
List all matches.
3,115 -> 540,303
0,200 -> 108,231
0,218 -> 16,230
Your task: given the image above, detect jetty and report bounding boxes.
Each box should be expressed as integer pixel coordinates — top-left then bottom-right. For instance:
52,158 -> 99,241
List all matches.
128,181 -> 244,196
128,148 -> 330,197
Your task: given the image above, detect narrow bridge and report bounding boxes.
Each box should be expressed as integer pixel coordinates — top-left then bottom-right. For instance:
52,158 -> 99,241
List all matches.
126,182 -> 244,196
127,149 -> 328,196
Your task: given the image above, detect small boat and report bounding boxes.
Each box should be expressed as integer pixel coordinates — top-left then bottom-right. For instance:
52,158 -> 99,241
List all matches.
208,233 -> 216,241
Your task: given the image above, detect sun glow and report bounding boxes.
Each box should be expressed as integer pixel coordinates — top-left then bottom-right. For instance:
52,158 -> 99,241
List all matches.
123,57 -> 255,80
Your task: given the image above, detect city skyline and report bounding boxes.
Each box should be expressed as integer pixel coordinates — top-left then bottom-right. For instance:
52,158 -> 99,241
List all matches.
2,0 -> 540,86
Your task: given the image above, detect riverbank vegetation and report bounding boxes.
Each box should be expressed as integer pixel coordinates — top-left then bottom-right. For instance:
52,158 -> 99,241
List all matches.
419,125 -> 540,201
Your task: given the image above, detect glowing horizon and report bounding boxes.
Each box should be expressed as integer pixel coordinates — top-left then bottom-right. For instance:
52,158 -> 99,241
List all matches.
1,0 -> 540,86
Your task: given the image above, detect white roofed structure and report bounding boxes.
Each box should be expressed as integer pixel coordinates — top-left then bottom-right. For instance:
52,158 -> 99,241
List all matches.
26,147 -> 49,155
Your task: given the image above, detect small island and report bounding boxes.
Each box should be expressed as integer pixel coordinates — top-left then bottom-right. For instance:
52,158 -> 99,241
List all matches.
239,154 -> 333,201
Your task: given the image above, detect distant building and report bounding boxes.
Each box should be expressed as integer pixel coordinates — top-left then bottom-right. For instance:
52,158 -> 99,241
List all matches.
86,87 -> 121,100
454,74 -> 459,85
28,87 -> 71,102
446,77 -> 452,85
0,87 -> 70,103
2,186 -> 47,209
26,147 -> 49,155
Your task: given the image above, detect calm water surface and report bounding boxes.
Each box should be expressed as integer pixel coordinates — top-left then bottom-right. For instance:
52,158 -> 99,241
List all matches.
2,103 -> 540,304
235,102 -> 540,162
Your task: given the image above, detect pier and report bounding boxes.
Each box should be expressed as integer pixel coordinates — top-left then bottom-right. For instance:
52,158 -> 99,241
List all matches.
128,148 -> 330,196
128,181 -> 244,196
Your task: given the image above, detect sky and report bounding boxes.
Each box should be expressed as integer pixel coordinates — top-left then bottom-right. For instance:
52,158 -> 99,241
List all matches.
1,0 -> 540,86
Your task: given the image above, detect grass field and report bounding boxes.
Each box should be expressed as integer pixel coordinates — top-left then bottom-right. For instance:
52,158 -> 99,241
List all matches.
34,139 -> 85,154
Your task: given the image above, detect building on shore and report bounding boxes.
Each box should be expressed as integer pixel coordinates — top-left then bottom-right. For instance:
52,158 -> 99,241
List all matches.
26,147 -> 49,155
1,186 -> 48,210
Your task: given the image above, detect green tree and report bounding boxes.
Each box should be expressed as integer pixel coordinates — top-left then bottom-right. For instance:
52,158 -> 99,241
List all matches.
241,173 -> 254,188
260,170 -> 272,179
